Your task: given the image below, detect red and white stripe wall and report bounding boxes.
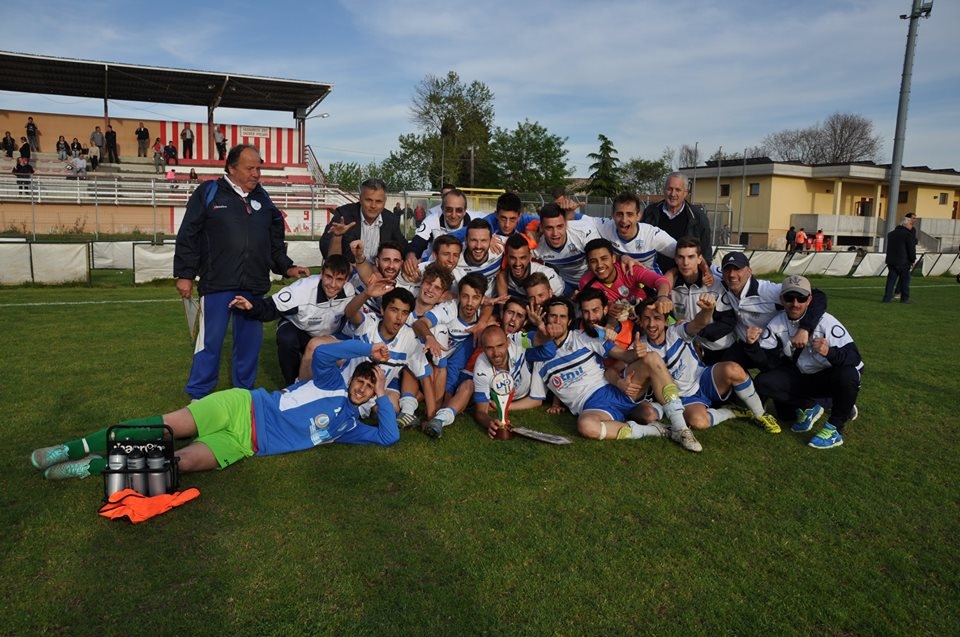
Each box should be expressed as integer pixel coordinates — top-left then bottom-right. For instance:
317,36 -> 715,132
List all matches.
156,122 -> 301,164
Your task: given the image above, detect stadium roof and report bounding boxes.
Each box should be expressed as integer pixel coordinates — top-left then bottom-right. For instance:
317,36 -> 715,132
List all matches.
0,51 -> 332,117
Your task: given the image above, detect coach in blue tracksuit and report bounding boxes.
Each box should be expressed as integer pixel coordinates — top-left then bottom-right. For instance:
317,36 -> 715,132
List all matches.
174,144 -> 309,399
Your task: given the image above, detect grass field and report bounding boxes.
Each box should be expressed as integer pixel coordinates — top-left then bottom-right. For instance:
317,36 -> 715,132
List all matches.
1,273 -> 958,636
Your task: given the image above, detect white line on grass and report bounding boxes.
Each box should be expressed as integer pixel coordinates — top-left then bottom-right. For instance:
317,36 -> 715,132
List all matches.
0,299 -> 179,308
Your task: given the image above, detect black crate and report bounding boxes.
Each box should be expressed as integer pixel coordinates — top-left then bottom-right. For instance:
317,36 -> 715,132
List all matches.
101,425 -> 179,500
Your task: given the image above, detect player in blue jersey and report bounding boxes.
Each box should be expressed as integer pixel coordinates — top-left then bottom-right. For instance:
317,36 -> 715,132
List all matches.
33,339 -> 399,480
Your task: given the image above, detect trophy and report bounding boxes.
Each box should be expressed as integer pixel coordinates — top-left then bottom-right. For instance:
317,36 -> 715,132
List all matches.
489,371 -> 516,440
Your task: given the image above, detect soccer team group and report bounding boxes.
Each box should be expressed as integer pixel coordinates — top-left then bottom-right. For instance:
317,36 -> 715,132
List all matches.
31,146 -> 863,485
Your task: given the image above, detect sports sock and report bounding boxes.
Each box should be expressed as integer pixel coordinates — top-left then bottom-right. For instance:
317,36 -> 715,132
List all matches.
733,378 -> 765,416
662,382 -> 680,405
434,407 -> 456,427
662,398 -> 687,432
708,407 -> 735,426
88,457 -> 107,476
625,421 -> 664,439
65,419 -> 166,459
399,393 -> 418,416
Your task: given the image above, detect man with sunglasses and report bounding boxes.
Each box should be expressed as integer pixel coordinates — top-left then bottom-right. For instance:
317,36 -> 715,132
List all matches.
744,276 -> 862,449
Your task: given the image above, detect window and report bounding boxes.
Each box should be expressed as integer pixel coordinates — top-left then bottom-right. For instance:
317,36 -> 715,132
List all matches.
720,184 -> 730,197
939,192 -> 948,205
748,183 -> 760,197
897,191 -> 908,204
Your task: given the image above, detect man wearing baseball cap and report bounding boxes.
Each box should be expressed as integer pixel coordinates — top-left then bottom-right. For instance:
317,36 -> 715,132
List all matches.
743,275 -> 863,449
706,251 -> 827,368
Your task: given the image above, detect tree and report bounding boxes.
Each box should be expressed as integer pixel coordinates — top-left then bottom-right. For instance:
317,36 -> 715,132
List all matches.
620,148 -> 674,195
586,134 -> 621,197
487,119 -> 571,193
678,144 -> 700,168
408,71 -> 496,188
762,112 -> 882,164
325,161 -> 363,192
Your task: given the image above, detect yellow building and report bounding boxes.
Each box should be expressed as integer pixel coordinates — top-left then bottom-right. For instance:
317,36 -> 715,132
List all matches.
688,159 -> 960,251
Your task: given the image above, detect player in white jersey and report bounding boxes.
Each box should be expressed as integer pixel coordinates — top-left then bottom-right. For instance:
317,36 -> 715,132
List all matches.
404,187 -> 472,266
451,218 -> 504,292
534,203 -> 600,294
339,286 -> 437,421
496,233 -> 565,300
595,192 -> 676,273
471,326 -> 540,438
347,240 -> 405,317
526,298 -> 703,451
228,254 -> 356,385
635,296 -> 781,434
745,275 -> 863,449
668,238 -> 735,359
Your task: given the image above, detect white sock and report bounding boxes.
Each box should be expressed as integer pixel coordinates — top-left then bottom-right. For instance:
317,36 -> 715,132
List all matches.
627,421 -> 665,439
434,407 -> 456,427
733,378 -> 764,417
663,399 -> 688,432
708,408 -> 735,426
399,393 -> 418,416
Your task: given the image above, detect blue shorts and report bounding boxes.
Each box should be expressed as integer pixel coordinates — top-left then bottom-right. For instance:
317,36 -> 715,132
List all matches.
581,384 -> 641,420
680,364 -> 732,407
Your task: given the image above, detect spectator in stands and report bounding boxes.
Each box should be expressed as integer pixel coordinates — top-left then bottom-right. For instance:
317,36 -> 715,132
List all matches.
70,137 -> 83,158
166,168 -> 178,188
152,138 -> 164,173
24,117 -> 40,152
105,125 -> 119,163
135,122 -> 150,157
180,123 -> 194,159
188,168 -> 199,183
19,137 -> 31,160
12,156 -> 34,195
88,141 -> 100,171
214,125 -> 227,160
642,173 -> 713,272
320,177 -> 407,263
1,131 -> 16,158
56,135 -> 69,161
66,155 -> 87,179
164,141 -> 178,166
89,126 -> 105,160
174,143 -> 310,400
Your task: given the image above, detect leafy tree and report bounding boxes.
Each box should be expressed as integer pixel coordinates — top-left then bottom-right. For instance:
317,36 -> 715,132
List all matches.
325,161 -> 363,192
621,148 -> 674,195
487,119 -> 571,193
586,134 -> 621,197
408,71 -> 496,188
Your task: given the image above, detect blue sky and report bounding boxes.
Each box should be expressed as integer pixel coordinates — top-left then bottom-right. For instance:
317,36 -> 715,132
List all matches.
2,0 -> 957,178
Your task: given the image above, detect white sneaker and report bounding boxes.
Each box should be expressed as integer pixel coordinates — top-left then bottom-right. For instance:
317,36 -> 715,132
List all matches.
670,428 -> 703,453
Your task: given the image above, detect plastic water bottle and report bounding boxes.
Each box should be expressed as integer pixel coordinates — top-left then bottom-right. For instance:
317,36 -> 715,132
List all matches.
104,448 -> 127,498
146,449 -> 167,496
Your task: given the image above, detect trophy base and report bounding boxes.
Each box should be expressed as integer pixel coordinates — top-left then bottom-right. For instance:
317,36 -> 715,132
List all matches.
494,425 -> 513,440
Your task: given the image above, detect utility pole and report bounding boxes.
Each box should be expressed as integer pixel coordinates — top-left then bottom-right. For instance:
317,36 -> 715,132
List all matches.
885,0 -> 934,237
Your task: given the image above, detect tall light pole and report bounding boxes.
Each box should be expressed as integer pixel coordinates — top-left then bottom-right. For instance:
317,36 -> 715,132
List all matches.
467,144 -> 476,187
885,0 -> 933,237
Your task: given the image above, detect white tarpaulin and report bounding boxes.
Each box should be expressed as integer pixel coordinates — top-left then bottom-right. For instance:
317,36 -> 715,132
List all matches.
285,241 -> 323,267
32,243 -> 88,284
922,253 -> 956,277
134,244 -> 175,283
852,253 -> 887,277
92,241 -> 137,269
783,253 -> 812,275
0,243 -> 33,285
745,251 -> 783,275
820,252 -> 857,277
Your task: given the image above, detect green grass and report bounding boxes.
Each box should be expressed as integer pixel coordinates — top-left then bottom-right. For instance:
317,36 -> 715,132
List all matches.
1,275 -> 958,636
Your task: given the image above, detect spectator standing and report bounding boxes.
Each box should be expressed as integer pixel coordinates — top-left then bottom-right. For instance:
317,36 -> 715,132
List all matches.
88,142 -> 100,171
18,137 -> 31,160
152,138 -> 164,173
89,126 -> 105,159
104,125 -> 119,163
174,143 -> 310,399
814,229 -> 825,252
24,117 -> 40,151
794,228 -> 807,253
882,216 -> 917,304
135,122 -> 150,157
785,226 -> 797,253
213,125 -> 227,160
180,123 -> 194,159
719,224 -> 732,245
12,156 -> 34,195
1,131 -> 16,158
642,172 -> 714,272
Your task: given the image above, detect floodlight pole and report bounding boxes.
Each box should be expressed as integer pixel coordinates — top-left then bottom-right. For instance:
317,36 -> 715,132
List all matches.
885,0 -> 933,237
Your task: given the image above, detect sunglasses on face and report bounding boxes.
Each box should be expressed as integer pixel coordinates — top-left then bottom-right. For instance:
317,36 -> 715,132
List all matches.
782,293 -> 809,303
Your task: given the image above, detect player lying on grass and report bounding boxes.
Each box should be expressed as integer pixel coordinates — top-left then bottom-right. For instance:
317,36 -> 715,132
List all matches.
31,340 -> 399,480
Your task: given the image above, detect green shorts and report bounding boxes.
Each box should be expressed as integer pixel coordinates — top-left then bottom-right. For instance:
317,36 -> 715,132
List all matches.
186,388 -> 255,469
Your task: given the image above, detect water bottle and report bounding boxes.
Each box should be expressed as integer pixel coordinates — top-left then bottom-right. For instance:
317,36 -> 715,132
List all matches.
104,448 -> 127,498
126,449 -> 148,495
146,449 -> 167,496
